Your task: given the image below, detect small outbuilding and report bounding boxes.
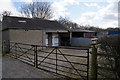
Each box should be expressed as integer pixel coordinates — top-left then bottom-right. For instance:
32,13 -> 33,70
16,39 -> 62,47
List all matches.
69,29 -> 96,46
2,16 -> 69,46
108,31 -> 120,35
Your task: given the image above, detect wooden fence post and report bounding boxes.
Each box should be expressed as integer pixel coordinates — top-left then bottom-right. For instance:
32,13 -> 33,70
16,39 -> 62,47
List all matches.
90,44 -> 97,80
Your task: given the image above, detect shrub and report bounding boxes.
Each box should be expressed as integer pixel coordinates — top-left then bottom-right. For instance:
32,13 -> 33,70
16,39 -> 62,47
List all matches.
97,34 -> 120,79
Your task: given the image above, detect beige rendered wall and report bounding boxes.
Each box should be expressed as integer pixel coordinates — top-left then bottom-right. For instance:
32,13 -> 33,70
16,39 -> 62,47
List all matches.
9,29 -> 46,45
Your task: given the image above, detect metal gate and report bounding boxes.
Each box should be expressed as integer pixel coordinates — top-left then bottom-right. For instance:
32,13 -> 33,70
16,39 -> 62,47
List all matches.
2,41 -> 90,80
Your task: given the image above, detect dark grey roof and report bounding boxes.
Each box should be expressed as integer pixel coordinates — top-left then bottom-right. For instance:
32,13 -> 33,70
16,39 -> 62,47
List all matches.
2,16 -> 68,31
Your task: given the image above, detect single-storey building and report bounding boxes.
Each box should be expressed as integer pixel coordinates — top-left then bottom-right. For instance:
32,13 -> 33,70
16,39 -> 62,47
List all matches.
108,31 -> 120,35
2,16 -> 69,46
96,31 -> 120,38
69,29 -> 96,46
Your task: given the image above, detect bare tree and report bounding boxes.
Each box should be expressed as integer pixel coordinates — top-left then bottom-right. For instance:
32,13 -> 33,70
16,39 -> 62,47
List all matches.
58,16 -> 70,25
0,11 -> 12,21
2,11 -> 11,16
0,13 -> 2,21
97,35 -> 120,79
21,2 -> 53,19
58,16 -> 79,30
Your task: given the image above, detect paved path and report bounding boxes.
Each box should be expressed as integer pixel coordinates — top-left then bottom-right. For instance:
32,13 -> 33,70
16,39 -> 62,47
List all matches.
2,56 -> 61,79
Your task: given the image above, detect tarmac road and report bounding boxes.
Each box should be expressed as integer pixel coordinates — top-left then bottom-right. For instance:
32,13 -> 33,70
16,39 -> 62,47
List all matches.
2,56 -> 61,79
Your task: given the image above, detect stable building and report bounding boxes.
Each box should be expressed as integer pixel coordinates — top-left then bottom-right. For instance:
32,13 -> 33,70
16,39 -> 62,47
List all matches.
2,16 -> 69,46
70,29 -> 96,46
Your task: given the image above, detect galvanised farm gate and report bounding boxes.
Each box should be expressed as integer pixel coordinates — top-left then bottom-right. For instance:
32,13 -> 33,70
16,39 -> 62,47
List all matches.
2,41 -> 90,80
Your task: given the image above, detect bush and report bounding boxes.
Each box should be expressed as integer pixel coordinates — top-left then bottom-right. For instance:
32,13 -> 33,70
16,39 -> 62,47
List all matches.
97,34 -> 120,79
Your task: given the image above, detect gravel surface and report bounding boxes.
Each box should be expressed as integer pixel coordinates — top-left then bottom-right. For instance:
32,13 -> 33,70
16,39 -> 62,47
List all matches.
2,56 -> 60,79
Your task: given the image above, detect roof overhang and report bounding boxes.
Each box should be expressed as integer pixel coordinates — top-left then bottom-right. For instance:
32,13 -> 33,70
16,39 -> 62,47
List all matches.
70,30 -> 95,33
45,30 -> 68,33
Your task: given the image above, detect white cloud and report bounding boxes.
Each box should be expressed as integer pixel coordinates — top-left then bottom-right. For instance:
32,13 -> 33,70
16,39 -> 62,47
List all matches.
105,0 -> 119,3
51,0 -> 79,19
74,2 -> 118,28
84,3 -> 101,9
0,0 -> 21,16
21,0 -> 33,3
12,0 -> 33,3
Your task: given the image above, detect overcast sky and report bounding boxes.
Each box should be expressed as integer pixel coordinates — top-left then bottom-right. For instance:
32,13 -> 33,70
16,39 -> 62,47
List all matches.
0,0 -> 119,28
